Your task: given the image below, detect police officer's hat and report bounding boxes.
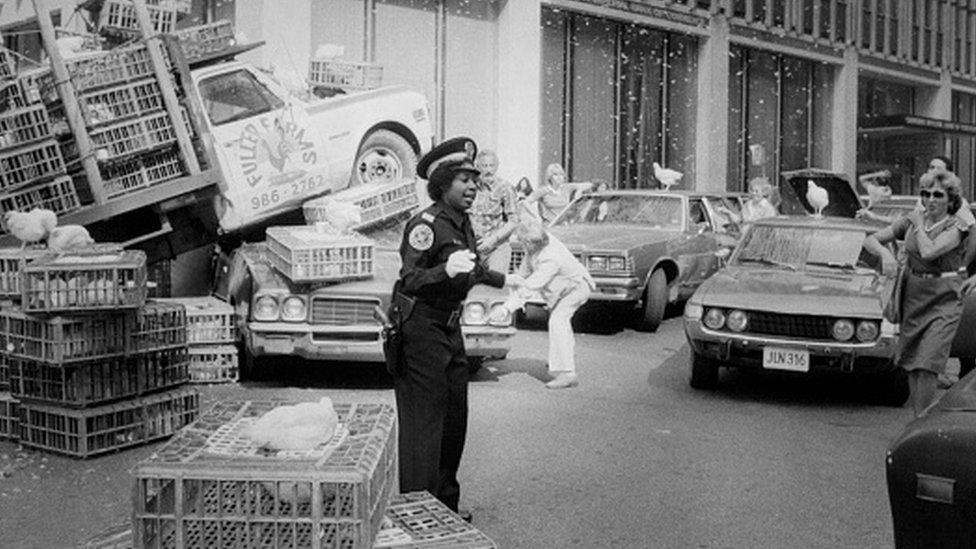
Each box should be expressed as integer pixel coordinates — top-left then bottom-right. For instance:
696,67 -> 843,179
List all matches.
417,137 -> 480,200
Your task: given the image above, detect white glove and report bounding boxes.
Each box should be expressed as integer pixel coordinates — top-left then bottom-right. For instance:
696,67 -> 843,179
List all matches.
446,250 -> 476,278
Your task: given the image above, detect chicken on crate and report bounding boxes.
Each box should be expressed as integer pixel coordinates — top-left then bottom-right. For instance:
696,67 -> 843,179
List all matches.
132,398 -> 397,549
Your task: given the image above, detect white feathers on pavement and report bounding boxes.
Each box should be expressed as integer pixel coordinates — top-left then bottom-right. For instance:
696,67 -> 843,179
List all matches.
47,225 -> 95,252
806,180 -> 830,217
652,162 -> 683,191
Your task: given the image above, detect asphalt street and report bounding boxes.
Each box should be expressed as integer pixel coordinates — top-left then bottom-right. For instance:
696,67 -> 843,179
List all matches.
0,308 -> 923,548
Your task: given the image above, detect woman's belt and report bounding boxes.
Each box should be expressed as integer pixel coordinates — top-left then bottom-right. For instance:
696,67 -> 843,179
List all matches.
909,268 -> 965,279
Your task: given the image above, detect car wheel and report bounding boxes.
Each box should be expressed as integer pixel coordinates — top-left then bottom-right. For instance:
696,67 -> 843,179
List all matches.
353,130 -> 417,186
238,343 -> 268,381
690,351 -> 720,389
636,269 -> 668,332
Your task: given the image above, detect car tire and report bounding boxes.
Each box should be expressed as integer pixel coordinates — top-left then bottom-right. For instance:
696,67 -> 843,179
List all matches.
690,351 -> 720,389
637,269 -> 668,332
238,343 -> 268,381
353,130 -> 417,186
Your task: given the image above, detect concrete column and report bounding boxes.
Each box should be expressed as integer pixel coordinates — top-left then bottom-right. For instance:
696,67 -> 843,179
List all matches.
916,70 -> 953,120
831,47 -> 859,179
496,0 -> 541,186
694,14 -> 730,192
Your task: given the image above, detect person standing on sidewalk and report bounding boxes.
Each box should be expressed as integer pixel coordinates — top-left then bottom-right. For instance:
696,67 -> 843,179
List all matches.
391,136 -> 522,516
470,149 -> 519,272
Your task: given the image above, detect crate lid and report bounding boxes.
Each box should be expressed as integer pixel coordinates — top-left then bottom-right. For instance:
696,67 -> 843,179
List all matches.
26,248 -> 144,268
266,225 -> 374,247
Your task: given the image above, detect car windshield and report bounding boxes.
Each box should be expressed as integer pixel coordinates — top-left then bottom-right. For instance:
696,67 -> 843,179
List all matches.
199,69 -> 285,126
732,225 -> 881,273
553,194 -> 683,229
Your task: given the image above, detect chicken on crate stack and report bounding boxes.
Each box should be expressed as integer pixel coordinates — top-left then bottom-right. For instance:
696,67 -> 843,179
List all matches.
0,238 -> 200,458
157,295 -> 238,383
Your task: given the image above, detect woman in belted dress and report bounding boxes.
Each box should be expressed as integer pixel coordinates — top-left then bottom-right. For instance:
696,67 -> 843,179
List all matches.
863,170 -> 973,417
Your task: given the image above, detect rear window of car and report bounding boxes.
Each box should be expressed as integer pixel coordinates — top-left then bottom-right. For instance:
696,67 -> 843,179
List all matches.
553,194 -> 684,229
732,225 -> 880,273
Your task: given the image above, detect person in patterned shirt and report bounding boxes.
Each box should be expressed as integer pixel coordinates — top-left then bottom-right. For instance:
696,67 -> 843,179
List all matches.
469,149 -> 519,272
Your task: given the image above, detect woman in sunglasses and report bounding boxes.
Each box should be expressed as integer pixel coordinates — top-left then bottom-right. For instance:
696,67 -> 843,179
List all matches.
864,170 -> 973,416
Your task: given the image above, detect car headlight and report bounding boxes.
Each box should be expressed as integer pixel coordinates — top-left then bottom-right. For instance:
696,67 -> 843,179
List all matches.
703,308 -> 726,330
855,320 -> 879,342
608,256 -> 627,271
832,318 -> 855,341
488,303 -> 512,326
727,310 -> 748,332
588,256 -> 607,270
463,301 -> 488,325
280,296 -> 307,322
253,295 -> 279,321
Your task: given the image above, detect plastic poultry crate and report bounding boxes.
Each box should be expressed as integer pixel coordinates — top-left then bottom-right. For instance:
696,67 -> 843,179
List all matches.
133,399 -> 397,549
157,296 -> 235,344
265,226 -> 374,283
0,308 -> 130,364
18,386 -> 199,458
307,59 -> 383,90
0,354 -> 9,391
90,110 -> 180,162
0,391 -> 19,441
101,145 -> 186,200
173,20 -> 236,63
79,79 -> 165,127
0,47 -> 15,81
187,344 -> 238,383
9,346 -> 189,408
98,0 -> 179,37
55,44 -> 168,94
21,248 -> 148,313
0,175 -> 83,227
0,139 -> 66,192
0,105 -> 53,149
132,299 -> 188,353
1,79 -> 29,110
374,491 -> 498,549
0,247 -> 48,298
303,179 -> 419,230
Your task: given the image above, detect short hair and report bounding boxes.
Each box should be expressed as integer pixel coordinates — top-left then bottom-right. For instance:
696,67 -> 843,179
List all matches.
919,170 -> 963,214
931,155 -> 954,172
545,163 -> 565,184
515,219 -> 549,249
476,149 -> 498,163
748,177 -> 772,197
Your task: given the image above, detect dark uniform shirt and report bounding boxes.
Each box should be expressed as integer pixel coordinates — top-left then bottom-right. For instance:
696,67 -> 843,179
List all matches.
398,202 -> 506,307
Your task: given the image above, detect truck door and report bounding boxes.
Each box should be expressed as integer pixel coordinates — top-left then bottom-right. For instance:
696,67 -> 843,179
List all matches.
197,67 -> 332,232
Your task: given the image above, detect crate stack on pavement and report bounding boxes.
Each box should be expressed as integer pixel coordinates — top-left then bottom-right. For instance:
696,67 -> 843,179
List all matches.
0,245 -> 201,457
157,295 -> 238,384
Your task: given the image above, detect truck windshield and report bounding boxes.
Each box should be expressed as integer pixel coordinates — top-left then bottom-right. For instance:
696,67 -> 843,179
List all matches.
199,69 -> 285,126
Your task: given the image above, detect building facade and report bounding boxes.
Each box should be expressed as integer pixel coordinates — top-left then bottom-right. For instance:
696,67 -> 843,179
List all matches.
5,0 -> 976,196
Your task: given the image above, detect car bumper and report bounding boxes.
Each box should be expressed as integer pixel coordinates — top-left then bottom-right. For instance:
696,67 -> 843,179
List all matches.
246,322 -> 516,362
684,319 -> 898,375
588,276 -> 642,302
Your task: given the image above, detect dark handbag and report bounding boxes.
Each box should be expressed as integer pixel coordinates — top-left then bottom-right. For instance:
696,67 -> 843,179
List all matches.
882,263 -> 906,324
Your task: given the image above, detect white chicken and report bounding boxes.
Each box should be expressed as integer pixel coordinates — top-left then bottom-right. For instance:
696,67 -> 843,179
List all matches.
652,162 -> 683,191
55,36 -> 87,59
806,179 -> 830,217
313,196 -> 363,234
2,209 -> 58,250
247,397 -> 339,452
47,225 -> 95,252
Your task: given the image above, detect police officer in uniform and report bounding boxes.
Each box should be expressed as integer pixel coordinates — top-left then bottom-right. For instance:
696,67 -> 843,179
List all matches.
391,136 -> 522,516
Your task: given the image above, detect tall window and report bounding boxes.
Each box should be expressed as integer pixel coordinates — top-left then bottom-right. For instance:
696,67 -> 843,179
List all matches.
727,46 -> 833,191
540,8 -> 698,189
952,91 -> 976,198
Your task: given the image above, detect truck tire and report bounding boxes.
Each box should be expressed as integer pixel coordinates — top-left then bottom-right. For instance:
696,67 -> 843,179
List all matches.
636,269 -> 668,332
353,130 -> 417,186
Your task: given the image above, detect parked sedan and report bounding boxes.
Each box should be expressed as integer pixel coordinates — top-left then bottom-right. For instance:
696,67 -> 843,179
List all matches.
682,214 -> 908,404
886,367 -> 976,549
511,190 -> 744,331
214,234 -> 515,378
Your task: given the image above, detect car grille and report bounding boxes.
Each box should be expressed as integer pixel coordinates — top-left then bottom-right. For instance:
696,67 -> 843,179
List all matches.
746,311 -> 836,340
310,297 -> 381,325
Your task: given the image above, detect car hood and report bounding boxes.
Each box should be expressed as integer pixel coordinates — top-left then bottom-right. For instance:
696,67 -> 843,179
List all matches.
548,224 -> 675,250
696,266 -> 884,316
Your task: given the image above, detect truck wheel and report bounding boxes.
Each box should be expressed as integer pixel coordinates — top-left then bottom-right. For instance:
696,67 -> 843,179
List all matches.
636,269 -> 668,332
690,352 -> 720,389
353,130 -> 417,186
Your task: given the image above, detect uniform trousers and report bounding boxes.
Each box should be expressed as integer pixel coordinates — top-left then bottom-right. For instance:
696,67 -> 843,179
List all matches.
393,305 -> 469,512
547,282 -> 591,374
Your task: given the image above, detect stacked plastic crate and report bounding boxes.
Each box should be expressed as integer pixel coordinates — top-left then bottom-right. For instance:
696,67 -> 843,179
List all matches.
158,296 -> 238,383
303,178 -> 420,232
0,43 -> 80,233
0,247 -> 201,457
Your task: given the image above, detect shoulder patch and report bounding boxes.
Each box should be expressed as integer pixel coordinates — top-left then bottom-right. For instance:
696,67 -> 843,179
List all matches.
421,212 -> 436,223
408,224 -> 434,251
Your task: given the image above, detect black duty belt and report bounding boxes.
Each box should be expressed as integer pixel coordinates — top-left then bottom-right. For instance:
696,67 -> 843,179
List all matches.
412,299 -> 463,327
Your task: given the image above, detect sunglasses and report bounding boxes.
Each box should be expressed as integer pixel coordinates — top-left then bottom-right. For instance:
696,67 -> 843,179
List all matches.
920,189 -> 947,199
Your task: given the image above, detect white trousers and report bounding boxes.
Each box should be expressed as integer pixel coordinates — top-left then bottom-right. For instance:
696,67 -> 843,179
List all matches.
547,282 -> 591,374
